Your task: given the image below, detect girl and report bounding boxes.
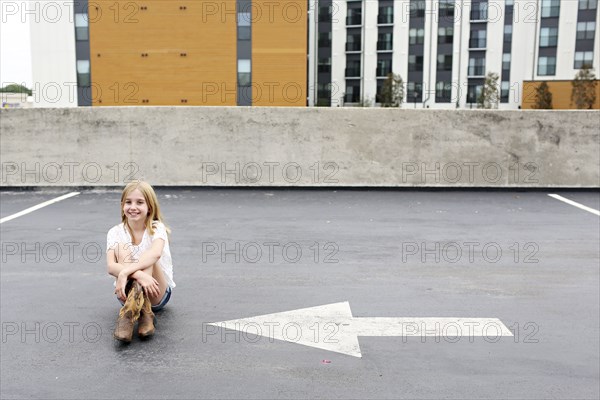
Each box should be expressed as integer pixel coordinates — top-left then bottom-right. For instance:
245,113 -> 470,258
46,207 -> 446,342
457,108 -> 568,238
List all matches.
106,180 -> 175,342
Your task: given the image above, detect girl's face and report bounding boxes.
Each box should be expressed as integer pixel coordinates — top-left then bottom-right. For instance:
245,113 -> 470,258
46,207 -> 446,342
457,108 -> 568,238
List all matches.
123,189 -> 149,224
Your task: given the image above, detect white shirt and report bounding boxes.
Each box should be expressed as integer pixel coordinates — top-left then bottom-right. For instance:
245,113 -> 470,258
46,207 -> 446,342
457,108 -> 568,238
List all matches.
106,221 -> 176,289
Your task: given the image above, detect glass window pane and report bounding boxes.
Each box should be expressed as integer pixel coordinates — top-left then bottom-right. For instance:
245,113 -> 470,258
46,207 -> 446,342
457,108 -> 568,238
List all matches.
238,12 -> 251,26
75,14 -> 88,27
238,26 -> 250,40
77,60 -> 90,73
238,59 -> 251,73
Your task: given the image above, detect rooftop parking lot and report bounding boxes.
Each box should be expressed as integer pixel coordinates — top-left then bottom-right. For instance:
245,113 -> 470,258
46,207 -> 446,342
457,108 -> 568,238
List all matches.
1,188 -> 599,399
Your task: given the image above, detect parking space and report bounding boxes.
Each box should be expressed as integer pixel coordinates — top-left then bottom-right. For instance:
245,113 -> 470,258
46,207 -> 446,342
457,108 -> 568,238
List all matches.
1,188 -> 599,399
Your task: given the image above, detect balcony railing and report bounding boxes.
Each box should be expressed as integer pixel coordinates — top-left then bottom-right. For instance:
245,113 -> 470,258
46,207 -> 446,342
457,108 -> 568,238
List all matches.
469,39 -> 486,49
376,67 -> 392,77
344,93 -> 360,103
318,64 -> 331,74
377,41 -> 393,51
468,67 -> 485,76
346,42 -> 361,51
470,9 -> 487,21
318,39 -> 331,48
346,15 -> 362,25
378,14 -> 393,24
345,67 -> 361,77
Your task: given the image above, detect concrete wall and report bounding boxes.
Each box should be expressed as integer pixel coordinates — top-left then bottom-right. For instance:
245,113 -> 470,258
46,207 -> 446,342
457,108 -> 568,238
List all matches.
1,107 -> 598,188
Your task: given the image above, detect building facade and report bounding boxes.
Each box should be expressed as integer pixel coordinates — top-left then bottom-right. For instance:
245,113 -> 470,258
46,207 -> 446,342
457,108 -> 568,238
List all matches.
308,0 -> 599,109
26,0 -> 598,108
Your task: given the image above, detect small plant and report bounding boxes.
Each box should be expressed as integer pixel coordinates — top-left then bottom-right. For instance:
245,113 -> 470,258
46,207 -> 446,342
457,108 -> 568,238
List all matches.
379,73 -> 405,108
533,81 -> 553,109
571,65 -> 597,109
477,72 -> 500,109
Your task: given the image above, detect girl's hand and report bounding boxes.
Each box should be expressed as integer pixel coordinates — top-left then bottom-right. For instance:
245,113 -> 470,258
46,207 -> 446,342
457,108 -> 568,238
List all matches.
135,273 -> 160,299
115,271 -> 128,302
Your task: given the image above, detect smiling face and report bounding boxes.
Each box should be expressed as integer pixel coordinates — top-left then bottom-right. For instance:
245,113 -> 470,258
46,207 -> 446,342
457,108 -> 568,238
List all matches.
123,188 -> 149,224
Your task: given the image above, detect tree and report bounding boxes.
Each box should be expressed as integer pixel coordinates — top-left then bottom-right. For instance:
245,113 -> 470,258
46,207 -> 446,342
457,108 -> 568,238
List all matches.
477,72 -> 499,109
378,73 -> 405,107
571,65 -> 597,109
0,84 -> 32,95
533,81 -> 553,109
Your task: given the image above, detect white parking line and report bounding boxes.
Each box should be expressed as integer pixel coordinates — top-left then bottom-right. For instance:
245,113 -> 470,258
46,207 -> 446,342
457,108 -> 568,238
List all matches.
548,194 -> 600,216
0,192 -> 81,224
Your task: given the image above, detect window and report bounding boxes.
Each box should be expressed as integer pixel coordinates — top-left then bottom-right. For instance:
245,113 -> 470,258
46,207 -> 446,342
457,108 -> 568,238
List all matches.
318,32 -> 332,47
238,12 -> 251,26
469,29 -> 486,48
468,57 -> 485,76
502,53 -> 511,71
377,32 -> 393,50
436,81 -> 452,102
470,2 -> 488,20
377,59 -> 392,77
345,81 -> 361,103
408,55 -> 423,72
77,60 -> 90,87
579,0 -> 598,10
237,12 -> 251,40
238,26 -> 251,40
439,0 -> 455,18
409,0 -> 425,18
319,5 -> 331,22
575,51 -> 594,68
577,22 -> 596,40
438,26 -> 454,44
317,83 -> 331,106
538,56 -> 556,75
75,13 -> 89,41
504,25 -> 512,42
238,59 -> 251,86
409,28 -> 424,45
437,54 -> 452,71
347,7 -> 362,25
318,58 -> 331,74
345,59 -> 361,77
378,6 -> 393,24
407,81 -> 423,102
346,32 -> 362,51
506,0 -> 514,6
539,27 -> 558,47
501,81 -> 510,103
467,84 -> 482,103
541,0 -> 560,17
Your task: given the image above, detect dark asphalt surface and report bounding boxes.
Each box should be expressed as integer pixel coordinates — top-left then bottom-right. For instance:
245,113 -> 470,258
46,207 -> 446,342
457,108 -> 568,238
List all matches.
1,189 -> 599,399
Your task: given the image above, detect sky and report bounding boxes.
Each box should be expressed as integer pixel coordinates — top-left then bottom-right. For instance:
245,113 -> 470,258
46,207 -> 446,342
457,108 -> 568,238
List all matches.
1,13 -> 33,88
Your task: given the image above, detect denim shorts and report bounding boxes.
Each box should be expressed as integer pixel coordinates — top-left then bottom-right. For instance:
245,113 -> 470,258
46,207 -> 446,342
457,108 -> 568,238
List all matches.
118,286 -> 172,312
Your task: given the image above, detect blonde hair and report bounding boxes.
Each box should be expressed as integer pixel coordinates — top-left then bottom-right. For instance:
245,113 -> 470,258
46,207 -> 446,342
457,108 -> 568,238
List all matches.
120,180 -> 171,238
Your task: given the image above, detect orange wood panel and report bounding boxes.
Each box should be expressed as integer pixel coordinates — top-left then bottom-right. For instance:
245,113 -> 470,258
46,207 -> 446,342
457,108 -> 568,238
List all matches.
252,0 -> 307,106
89,0 -> 237,106
522,80 -> 600,109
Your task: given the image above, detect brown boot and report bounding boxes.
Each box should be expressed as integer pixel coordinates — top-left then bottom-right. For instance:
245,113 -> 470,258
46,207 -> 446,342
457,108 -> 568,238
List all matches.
138,291 -> 155,338
114,280 -> 144,342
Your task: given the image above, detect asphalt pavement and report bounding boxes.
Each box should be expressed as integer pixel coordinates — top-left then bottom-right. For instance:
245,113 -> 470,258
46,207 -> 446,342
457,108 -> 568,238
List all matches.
1,188 -> 599,399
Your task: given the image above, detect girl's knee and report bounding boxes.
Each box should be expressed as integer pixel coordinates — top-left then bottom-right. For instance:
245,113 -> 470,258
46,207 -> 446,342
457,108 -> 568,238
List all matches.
115,242 -> 134,264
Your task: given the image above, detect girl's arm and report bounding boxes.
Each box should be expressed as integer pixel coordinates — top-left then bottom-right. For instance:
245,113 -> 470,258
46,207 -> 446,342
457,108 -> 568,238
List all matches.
106,248 -> 154,280
118,238 -> 165,278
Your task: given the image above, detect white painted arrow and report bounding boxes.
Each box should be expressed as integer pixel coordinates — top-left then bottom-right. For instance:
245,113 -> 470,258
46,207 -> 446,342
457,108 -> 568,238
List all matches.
208,302 -> 513,358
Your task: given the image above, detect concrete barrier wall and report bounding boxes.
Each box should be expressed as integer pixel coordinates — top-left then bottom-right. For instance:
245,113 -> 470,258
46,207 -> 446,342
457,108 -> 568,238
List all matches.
1,107 -> 599,188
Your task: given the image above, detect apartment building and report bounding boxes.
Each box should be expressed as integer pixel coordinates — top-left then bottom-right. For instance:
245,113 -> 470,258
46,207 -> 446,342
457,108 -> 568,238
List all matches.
308,0 -> 599,109
26,0 -> 598,108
